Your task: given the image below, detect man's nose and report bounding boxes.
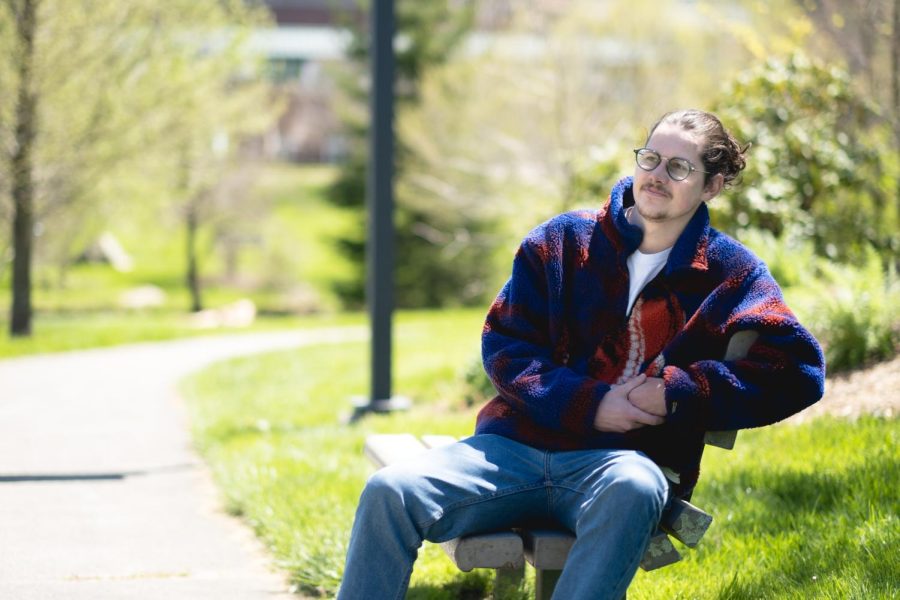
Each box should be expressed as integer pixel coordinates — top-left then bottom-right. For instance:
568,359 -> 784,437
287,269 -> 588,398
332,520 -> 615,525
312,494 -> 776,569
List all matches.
650,160 -> 670,180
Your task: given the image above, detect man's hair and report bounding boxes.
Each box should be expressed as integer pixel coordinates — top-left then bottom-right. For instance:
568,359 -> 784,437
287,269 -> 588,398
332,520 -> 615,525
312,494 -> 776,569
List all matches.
647,109 -> 749,189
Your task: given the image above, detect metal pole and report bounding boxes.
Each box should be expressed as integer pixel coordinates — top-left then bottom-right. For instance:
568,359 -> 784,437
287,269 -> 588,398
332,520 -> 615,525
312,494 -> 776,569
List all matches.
353,0 -> 409,419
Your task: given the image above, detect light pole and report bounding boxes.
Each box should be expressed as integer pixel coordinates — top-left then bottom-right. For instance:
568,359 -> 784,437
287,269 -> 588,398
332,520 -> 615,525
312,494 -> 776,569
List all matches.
351,0 -> 409,420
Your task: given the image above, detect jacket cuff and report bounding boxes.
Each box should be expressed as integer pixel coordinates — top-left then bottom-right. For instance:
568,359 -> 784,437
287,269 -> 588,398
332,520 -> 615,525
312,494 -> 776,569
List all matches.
662,365 -> 706,427
574,381 -> 610,435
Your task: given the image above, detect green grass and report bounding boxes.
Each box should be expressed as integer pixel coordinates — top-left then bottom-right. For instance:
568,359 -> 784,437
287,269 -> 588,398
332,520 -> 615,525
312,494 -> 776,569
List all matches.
0,309 -> 364,359
627,420 -> 898,599
251,162 -> 357,302
0,162 -> 360,357
182,310 -> 899,599
182,308 -> 488,597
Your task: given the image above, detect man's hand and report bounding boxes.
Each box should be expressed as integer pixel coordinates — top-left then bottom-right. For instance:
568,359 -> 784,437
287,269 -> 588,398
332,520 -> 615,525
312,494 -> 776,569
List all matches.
627,377 -> 667,418
594,375 -> 666,433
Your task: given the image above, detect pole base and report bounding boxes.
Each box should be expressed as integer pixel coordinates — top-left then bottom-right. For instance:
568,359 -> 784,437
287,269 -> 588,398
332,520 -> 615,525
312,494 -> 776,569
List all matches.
348,395 -> 412,423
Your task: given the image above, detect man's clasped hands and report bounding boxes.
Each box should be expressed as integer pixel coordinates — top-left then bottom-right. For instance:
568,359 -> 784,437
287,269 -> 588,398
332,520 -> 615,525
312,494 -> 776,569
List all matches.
593,374 -> 668,433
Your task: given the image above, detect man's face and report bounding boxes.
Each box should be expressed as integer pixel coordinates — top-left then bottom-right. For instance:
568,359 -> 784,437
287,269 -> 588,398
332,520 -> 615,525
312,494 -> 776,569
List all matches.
633,122 -> 720,229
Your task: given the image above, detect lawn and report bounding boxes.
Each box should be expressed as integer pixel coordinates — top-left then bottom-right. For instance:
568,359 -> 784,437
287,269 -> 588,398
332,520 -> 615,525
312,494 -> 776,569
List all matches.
181,309 -> 899,599
0,163 -> 358,358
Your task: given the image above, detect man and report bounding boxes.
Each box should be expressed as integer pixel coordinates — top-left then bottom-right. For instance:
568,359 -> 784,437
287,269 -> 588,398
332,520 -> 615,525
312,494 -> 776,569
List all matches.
338,109 -> 825,599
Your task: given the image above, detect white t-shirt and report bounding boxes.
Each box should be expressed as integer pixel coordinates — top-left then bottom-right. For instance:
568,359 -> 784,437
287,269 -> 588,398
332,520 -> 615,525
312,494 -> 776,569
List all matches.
626,247 -> 672,315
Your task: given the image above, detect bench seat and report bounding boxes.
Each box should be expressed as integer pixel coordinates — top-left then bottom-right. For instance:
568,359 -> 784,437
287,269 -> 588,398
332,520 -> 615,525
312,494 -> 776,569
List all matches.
364,433 -> 711,598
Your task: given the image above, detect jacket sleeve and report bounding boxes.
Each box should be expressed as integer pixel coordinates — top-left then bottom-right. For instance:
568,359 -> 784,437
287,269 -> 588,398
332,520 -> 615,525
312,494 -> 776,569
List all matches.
662,263 -> 826,431
482,232 -> 610,436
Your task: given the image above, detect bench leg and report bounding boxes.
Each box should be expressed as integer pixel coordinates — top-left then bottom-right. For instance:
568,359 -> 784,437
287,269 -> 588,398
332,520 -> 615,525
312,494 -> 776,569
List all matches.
534,568 -> 561,600
493,564 -> 525,598
533,568 -> 626,600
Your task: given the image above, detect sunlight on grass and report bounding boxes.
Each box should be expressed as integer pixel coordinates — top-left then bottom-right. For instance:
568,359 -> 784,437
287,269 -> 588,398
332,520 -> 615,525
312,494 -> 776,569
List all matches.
626,418 -> 898,599
0,311 -> 364,359
183,309 -> 486,597
182,309 -> 898,599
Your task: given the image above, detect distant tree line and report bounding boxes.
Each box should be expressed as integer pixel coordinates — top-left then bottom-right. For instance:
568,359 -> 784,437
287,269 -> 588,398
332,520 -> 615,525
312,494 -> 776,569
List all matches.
0,0 -> 275,336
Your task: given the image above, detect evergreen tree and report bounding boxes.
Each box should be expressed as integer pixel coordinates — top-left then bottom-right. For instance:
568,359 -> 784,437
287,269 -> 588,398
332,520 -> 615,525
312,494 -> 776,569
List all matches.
328,0 -> 479,307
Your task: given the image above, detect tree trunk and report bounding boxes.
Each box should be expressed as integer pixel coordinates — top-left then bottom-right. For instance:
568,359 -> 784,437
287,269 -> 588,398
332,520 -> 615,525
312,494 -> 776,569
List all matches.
893,0 -> 899,124
10,0 -> 39,337
186,203 -> 203,313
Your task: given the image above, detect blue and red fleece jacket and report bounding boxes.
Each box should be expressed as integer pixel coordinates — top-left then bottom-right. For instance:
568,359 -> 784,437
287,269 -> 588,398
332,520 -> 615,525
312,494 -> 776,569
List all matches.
477,176 -> 825,494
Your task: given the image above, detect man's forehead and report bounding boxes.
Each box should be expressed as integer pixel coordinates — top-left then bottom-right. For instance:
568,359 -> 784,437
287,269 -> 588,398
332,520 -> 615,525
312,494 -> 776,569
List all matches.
647,124 -> 703,155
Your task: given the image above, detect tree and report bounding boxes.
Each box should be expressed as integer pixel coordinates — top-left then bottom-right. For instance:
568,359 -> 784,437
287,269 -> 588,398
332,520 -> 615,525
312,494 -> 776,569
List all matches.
393,0 -> 760,301
3,0 -> 38,336
793,0 -> 900,254
327,0 -> 476,307
0,0 -> 274,334
711,52 -> 897,261
151,13 -> 274,312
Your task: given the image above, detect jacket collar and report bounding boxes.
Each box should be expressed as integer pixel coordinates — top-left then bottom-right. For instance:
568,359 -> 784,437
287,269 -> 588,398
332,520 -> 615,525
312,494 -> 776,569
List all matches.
605,176 -> 710,273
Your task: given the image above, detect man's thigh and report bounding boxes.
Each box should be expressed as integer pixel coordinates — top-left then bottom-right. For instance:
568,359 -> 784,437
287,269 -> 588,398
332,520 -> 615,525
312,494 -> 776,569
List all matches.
548,448 -> 669,531
369,434 -> 549,542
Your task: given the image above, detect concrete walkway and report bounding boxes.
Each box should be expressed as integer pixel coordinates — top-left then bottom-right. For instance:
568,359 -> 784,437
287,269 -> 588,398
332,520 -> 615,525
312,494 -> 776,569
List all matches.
0,327 -> 366,599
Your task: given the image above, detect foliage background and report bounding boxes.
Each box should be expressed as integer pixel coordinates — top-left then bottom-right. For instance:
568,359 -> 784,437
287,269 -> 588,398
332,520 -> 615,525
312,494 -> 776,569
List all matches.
2,0 -> 897,361
0,1 -> 897,598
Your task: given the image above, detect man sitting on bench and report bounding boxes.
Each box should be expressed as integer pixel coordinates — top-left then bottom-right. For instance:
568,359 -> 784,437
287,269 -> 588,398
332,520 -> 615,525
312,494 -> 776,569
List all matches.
338,109 -> 825,600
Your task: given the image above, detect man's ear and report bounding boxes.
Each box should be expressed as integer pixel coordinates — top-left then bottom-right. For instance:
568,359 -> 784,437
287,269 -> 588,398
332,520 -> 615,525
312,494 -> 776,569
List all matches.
701,173 -> 725,201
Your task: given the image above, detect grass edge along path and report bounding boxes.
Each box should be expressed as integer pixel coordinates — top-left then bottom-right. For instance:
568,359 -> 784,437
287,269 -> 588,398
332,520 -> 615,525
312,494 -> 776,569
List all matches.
182,311 -> 899,600
0,311 -> 364,359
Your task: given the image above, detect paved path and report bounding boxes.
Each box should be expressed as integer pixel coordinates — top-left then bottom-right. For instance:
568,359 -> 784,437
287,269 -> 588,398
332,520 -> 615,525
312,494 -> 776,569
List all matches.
0,327 -> 366,599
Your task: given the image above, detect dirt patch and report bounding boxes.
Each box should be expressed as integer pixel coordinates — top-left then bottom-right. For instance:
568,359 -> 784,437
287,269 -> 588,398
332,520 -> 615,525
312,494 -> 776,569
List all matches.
786,353 -> 900,424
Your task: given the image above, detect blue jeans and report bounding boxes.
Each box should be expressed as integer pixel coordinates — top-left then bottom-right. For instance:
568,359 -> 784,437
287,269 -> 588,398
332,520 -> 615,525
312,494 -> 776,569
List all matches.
338,434 -> 669,600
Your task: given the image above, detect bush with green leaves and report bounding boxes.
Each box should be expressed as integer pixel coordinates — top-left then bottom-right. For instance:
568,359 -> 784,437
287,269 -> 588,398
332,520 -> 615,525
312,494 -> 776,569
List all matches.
326,0 -> 484,309
711,52 -> 898,264
803,249 -> 899,372
458,352 -> 495,408
738,229 -> 898,372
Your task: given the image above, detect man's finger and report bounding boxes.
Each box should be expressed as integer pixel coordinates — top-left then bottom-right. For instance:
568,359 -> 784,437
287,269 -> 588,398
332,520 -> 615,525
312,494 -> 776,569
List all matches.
630,405 -> 666,426
615,374 -> 646,394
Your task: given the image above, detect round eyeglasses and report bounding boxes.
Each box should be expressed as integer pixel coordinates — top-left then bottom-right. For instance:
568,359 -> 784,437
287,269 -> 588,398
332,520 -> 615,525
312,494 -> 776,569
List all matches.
633,148 -> 707,181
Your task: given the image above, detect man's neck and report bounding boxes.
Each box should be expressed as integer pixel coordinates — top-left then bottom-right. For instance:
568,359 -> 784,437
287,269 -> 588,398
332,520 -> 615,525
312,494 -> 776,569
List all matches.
626,206 -> 688,253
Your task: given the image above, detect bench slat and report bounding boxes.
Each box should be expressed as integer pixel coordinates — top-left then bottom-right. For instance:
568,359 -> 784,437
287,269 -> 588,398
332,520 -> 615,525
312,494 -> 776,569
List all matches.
440,532 -> 524,572
521,529 -> 573,570
704,429 -> 737,449
421,434 -> 458,449
522,527 -> 682,573
364,433 -> 429,468
639,530 -> 682,570
704,330 -> 759,450
660,498 -> 713,548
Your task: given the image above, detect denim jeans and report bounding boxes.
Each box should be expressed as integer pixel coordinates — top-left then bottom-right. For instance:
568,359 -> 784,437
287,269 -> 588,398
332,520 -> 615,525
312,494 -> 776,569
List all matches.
338,434 -> 669,600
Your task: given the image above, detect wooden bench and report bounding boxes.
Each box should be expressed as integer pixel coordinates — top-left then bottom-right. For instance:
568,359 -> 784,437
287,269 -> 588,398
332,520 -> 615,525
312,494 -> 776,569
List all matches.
363,331 -> 757,599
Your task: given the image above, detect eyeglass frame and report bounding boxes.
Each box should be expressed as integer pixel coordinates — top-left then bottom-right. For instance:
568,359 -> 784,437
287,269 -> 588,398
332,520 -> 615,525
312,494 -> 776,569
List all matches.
633,147 -> 709,182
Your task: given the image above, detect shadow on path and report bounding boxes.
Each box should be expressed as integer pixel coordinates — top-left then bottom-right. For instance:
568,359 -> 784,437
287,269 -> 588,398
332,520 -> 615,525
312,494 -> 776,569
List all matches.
0,462 -> 199,483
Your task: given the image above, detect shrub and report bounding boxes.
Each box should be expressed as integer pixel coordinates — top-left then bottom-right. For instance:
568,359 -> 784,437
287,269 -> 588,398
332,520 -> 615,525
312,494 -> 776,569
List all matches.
458,353 -> 496,408
731,230 -> 898,372
735,228 -> 819,289
804,247 -> 900,372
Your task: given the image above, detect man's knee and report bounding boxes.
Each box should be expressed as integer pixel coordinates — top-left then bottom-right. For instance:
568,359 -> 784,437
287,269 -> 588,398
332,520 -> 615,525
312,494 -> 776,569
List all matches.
362,465 -> 416,507
608,456 -> 667,518
584,454 -> 668,524
359,463 -> 437,527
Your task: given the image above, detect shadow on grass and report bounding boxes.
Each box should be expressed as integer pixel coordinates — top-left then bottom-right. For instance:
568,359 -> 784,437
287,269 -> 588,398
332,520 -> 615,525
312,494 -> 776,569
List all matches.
407,568 -> 537,600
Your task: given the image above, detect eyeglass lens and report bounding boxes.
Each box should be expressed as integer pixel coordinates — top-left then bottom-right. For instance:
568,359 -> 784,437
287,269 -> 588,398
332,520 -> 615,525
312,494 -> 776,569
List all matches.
635,149 -> 692,181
